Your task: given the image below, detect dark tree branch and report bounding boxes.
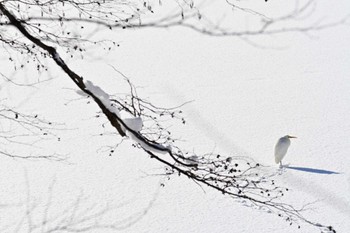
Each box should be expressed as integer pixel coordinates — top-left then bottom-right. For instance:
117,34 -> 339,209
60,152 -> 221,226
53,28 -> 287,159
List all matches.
0,2 -> 126,136
0,1 -> 341,232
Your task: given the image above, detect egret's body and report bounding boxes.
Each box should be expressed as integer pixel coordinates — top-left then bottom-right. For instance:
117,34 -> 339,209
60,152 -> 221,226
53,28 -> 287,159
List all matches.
274,135 -> 297,167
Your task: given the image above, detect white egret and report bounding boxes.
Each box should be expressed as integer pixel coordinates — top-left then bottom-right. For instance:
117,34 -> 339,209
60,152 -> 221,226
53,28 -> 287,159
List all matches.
274,135 -> 297,167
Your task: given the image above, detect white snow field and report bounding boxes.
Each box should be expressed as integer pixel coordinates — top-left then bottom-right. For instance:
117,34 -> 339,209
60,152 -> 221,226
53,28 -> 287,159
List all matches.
1,1 -> 350,233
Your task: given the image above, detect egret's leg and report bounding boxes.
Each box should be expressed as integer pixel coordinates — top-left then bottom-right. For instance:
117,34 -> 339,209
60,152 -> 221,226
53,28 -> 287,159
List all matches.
279,161 -> 283,168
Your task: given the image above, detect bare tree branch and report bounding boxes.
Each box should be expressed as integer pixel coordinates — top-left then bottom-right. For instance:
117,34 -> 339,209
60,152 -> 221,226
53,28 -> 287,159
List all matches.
0,103 -> 67,160
0,1 -> 343,232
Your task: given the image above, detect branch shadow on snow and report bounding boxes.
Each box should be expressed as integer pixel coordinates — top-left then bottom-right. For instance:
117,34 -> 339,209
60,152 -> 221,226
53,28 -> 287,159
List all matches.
285,165 -> 340,175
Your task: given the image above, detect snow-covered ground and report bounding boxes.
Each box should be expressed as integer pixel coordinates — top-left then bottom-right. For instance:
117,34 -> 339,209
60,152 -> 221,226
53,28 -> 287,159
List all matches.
1,1 -> 350,232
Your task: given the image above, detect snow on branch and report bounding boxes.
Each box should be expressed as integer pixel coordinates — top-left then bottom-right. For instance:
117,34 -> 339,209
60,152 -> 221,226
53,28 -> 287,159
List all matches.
84,80 -> 121,118
0,1 -> 340,232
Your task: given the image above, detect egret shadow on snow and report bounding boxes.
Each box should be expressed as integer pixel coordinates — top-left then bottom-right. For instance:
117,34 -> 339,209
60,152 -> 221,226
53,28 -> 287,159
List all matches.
285,165 -> 340,175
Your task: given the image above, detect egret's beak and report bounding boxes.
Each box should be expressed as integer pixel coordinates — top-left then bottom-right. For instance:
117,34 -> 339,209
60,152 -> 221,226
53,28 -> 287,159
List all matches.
288,135 -> 297,139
